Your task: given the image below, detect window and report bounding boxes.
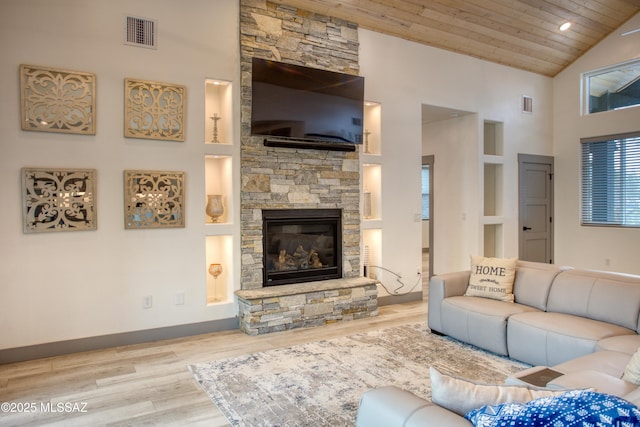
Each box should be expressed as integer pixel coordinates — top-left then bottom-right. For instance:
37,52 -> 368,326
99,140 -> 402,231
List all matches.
583,59 -> 640,114
581,132 -> 640,227
421,164 -> 430,220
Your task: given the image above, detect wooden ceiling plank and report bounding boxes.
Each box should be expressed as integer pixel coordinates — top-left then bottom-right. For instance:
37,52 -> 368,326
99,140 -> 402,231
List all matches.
411,8 -> 575,66
465,0 -> 602,46
421,0 -> 586,57
519,0 -> 618,33
551,0 -> 636,23
406,21 -> 560,75
488,0 -> 608,42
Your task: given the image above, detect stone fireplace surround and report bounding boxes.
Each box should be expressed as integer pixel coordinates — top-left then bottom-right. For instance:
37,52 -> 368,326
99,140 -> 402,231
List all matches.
235,1 -> 378,334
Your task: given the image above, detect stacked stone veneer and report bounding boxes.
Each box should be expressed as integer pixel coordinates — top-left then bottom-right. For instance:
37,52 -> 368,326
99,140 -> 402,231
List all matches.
239,1 -> 362,289
236,1 -> 375,333
236,278 -> 378,335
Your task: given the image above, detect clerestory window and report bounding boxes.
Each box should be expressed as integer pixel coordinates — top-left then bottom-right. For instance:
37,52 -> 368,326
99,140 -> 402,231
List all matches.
583,59 -> 640,115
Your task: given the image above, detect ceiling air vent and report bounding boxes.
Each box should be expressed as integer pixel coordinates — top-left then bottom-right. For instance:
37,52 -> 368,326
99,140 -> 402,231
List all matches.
125,16 -> 157,49
522,95 -> 533,113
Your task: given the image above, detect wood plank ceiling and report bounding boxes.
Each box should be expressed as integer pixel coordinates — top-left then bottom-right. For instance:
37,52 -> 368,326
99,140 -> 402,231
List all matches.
270,0 -> 640,76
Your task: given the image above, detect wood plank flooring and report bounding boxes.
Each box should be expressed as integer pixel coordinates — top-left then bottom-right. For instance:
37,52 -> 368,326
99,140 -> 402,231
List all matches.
0,297 -> 428,426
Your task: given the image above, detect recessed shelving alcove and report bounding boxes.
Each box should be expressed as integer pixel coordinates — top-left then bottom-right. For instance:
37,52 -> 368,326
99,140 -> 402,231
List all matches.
205,79 -> 232,145
362,164 -> 382,221
205,235 -> 233,304
363,101 -> 381,155
204,155 -> 232,225
482,120 -> 505,257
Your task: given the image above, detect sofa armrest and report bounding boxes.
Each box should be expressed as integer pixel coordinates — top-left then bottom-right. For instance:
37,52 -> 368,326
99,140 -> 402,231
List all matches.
356,386 -> 470,427
428,271 -> 470,333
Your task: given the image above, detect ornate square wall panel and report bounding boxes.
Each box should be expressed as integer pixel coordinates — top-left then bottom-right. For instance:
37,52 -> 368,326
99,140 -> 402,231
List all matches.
124,78 -> 186,141
20,64 -> 96,135
22,168 -> 97,233
124,170 -> 185,229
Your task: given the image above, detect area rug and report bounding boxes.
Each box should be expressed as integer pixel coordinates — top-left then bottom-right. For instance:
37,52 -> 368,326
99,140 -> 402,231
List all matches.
188,323 -> 529,426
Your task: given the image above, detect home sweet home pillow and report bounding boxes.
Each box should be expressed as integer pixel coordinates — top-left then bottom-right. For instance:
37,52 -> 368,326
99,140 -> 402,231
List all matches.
465,255 -> 517,302
623,347 -> 640,384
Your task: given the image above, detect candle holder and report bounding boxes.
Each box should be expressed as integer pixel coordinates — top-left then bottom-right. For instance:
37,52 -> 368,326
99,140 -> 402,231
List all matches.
210,113 -> 221,143
209,263 -> 223,302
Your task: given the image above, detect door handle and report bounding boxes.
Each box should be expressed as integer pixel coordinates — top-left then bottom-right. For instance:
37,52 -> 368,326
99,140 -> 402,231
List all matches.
523,226 -> 532,231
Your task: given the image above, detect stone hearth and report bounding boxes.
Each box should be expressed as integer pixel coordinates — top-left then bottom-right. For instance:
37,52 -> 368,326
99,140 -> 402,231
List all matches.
236,277 -> 378,335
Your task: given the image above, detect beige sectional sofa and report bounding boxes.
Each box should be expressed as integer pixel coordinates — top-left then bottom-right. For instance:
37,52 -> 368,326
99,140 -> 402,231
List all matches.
355,260 -> 640,426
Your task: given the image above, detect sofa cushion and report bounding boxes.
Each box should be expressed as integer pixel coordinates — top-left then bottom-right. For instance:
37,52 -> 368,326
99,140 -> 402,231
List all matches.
547,370 -> 636,397
465,256 -> 517,302
553,350 -> 631,378
441,296 -> 540,356
512,261 -> 566,311
547,269 -> 640,331
507,312 -> 635,366
430,367 -> 567,416
356,385 -> 473,427
356,386 -> 431,427
597,335 -> 640,355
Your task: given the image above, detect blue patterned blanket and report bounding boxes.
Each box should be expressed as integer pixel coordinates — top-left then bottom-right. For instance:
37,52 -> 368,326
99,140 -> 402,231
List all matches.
465,389 -> 640,427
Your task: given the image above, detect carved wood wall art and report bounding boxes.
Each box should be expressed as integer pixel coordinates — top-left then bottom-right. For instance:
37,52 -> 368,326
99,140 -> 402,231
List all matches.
124,170 -> 185,229
20,64 -> 96,135
22,168 -> 97,233
124,78 -> 186,141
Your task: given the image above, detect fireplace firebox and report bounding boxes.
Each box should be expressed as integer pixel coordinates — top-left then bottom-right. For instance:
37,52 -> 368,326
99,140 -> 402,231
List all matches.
262,209 -> 342,286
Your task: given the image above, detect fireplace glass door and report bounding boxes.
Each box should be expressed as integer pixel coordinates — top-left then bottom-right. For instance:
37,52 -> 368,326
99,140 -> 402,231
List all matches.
263,209 -> 342,286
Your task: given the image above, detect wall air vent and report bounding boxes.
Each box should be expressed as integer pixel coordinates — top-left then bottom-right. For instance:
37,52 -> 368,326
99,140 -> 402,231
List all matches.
125,16 -> 157,49
522,95 -> 533,113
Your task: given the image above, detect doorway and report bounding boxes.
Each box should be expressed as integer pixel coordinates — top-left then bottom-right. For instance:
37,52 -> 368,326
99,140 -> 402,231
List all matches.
518,154 -> 554,263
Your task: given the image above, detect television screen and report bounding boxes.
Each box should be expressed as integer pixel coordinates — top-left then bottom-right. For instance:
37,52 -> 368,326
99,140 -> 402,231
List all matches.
251,58 -> 364,147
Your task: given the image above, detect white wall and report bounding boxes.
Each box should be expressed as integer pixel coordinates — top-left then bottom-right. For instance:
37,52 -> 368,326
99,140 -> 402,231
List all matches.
359,29 -> 554,277
553,13 -> 640,274
0,0 -> 240,350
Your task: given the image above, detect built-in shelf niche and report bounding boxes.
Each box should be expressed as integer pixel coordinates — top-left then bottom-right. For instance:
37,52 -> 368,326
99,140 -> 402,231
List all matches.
483,120 -> 504,254
205,235 -> 233,304
483,120 -> 503,156
484,162 -> 503,216
363,228 -> 382,280
363,101 -> 381,155
362,164 -> 382,220
205,155 -> 232,224
205,79 -> 232,145
484,224 -> 503,258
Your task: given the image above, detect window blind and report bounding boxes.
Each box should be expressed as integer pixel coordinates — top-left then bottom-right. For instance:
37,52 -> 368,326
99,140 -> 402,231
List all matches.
581,132 -> 640,227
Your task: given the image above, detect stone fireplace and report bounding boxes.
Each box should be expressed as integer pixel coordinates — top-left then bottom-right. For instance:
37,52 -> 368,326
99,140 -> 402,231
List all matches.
234,1 -> 378,335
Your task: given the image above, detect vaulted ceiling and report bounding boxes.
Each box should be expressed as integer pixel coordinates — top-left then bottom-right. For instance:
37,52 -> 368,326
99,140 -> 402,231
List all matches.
271,0 -> 640,76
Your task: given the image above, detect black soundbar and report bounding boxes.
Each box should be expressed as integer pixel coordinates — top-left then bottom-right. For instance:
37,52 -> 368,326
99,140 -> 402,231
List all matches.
263,137 -> 357,152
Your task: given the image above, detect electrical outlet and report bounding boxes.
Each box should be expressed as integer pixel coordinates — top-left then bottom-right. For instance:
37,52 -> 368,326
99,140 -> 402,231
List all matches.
143,295 -> 153,309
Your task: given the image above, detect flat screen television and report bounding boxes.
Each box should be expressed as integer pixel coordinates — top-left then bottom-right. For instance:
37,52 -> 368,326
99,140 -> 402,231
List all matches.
251,57 -> 365,151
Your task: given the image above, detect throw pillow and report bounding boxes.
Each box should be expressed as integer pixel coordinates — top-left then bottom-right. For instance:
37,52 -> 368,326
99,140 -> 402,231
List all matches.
465,255 -> 517,302
465,389 -> 640,427
429,367 -> 566,416
623,346 -> 640,384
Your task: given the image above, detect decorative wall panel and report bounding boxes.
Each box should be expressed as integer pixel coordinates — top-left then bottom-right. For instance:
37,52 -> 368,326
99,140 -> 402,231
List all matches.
124,78 -> 186,141
22,168 -> 97,233
20,64 -> 96,135
124,170 -> 185,229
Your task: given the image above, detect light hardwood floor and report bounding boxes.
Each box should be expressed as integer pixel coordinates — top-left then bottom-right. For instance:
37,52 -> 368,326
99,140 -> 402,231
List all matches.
1,297 -> 428,426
